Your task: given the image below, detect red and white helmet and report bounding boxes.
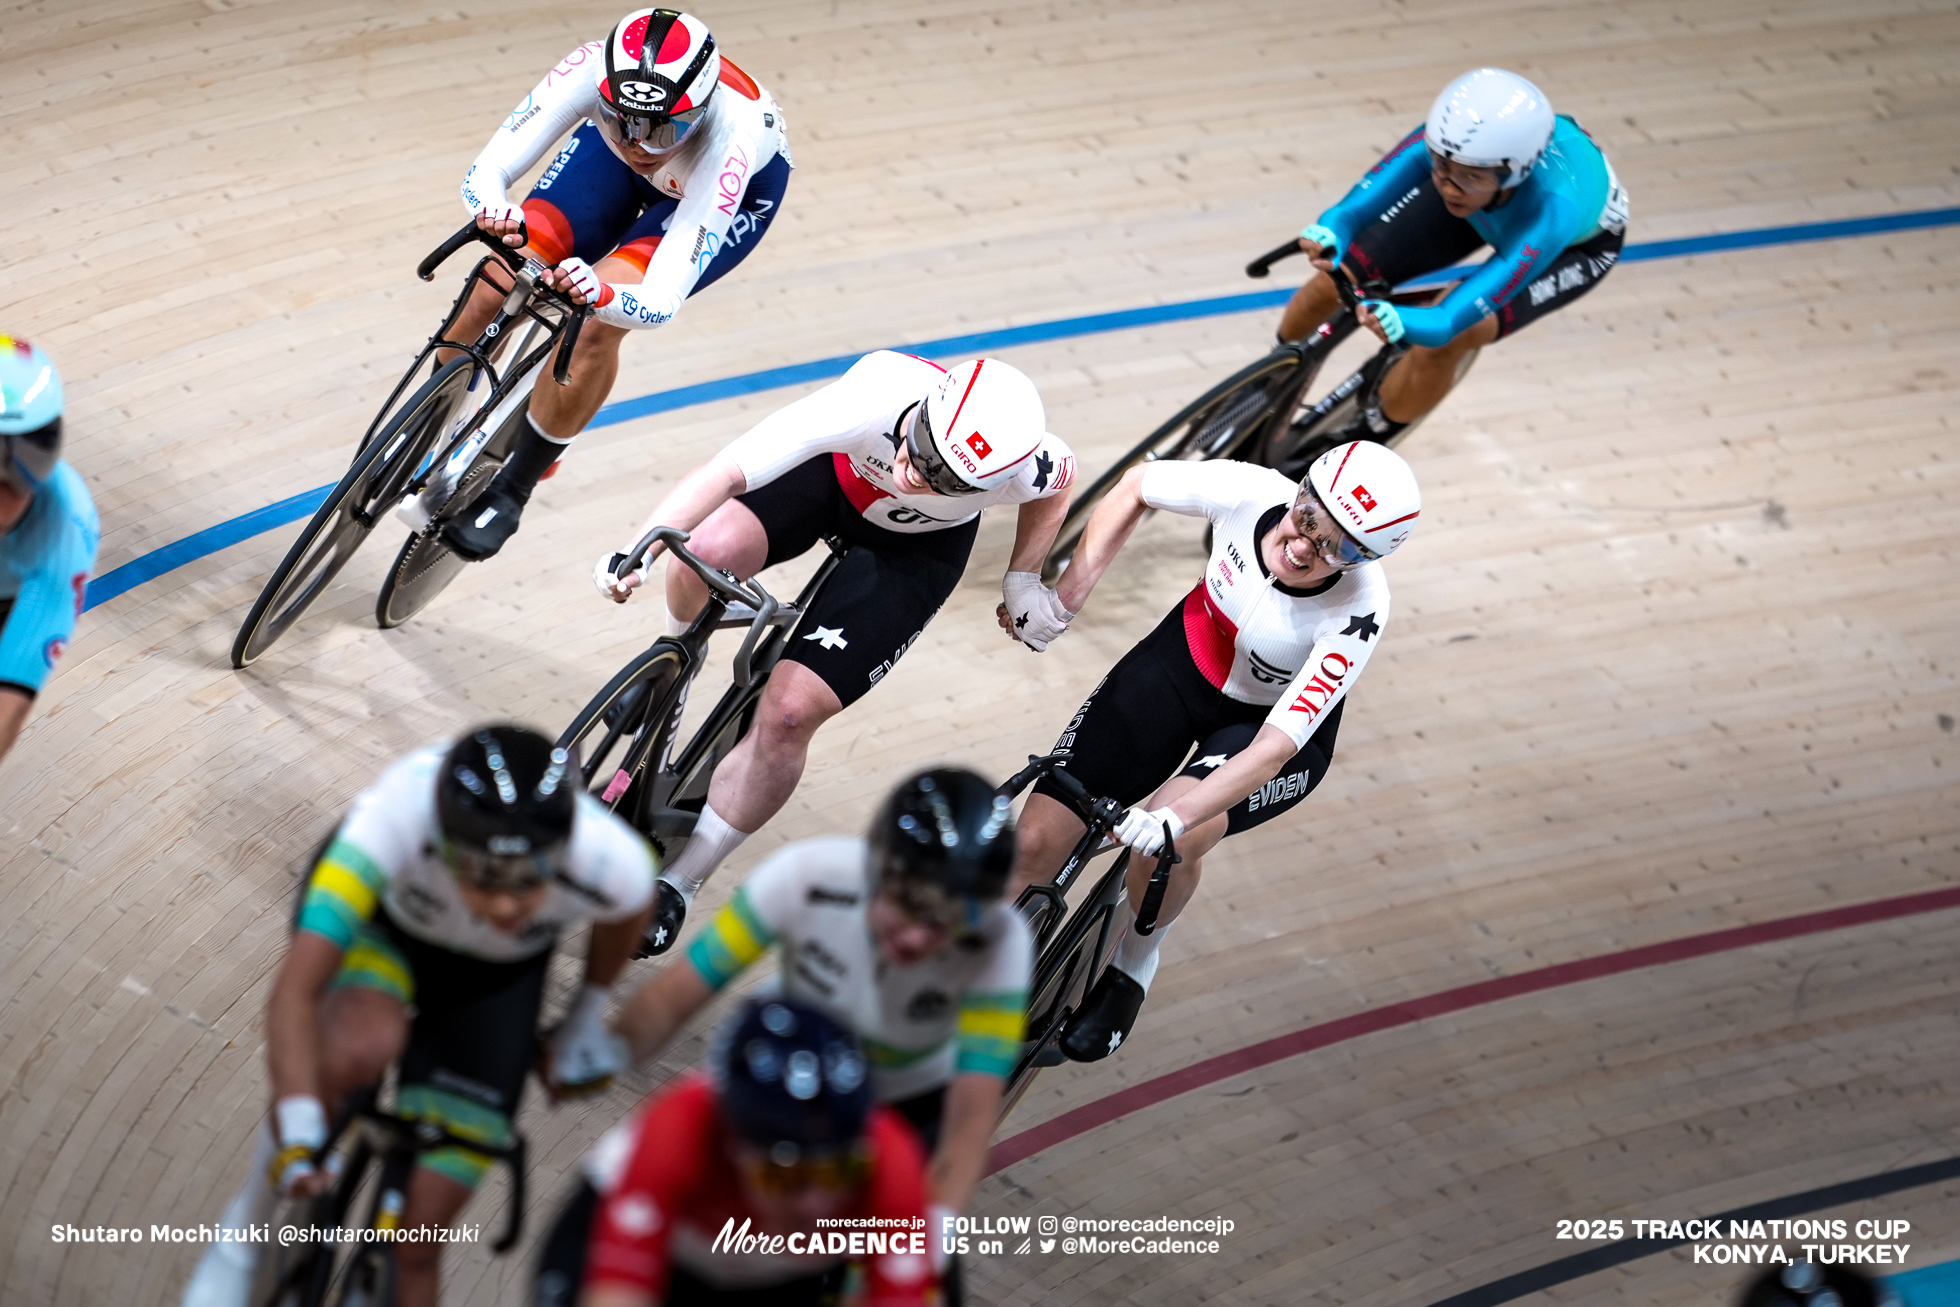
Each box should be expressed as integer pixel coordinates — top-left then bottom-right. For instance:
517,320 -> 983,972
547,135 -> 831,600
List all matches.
1302,441 -> 1421,563
907,359 -> 1047,495
598,9 -> 720,152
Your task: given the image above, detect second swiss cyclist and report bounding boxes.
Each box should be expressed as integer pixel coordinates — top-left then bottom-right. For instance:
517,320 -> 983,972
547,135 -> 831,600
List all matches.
1008,444 -> 1420,1061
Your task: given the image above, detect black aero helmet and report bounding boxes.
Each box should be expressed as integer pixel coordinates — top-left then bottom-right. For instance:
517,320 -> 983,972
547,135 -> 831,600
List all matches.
435,725 -> 576,890
714,998 -> 872,1159
868,767 -> 1014,925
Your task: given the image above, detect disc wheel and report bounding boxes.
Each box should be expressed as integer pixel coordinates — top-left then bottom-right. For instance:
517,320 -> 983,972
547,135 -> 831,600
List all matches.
231,358 -> 475,667
1042,349 -> 1309,581
373,398 -> 532,629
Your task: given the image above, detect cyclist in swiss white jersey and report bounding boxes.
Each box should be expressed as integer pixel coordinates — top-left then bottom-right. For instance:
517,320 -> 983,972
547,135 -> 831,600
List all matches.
180,726 -> 654,1307
594,350 -> 1076,954
423,9 -> 794,562
1007,442 -> 1420,1060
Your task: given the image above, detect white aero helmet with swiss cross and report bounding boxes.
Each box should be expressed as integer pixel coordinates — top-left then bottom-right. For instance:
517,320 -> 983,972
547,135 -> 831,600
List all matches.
1425,68 -> 1555,189
907,358 -> 1047,495
1302,441 -> 1421,564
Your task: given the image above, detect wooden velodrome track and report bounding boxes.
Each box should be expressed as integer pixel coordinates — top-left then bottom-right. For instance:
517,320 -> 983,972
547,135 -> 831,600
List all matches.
5,0 -> 1960,1303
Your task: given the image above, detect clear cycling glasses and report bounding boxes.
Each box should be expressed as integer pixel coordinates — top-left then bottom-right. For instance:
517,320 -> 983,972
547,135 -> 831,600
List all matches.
1291,483 -> 1378,569
597,99 -> 708,153
903,402 -> 984,497
444,838 -> 566,895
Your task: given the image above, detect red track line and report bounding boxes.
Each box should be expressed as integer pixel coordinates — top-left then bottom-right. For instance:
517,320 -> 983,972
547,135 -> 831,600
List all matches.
988,885 -> 1960,1174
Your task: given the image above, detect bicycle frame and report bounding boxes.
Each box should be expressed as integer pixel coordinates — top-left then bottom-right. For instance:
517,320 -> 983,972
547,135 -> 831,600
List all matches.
997,754 -> 1178,1089
585,526 -> 849,843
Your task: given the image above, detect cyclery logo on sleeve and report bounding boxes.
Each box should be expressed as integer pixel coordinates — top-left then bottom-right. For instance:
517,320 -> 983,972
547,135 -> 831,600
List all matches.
715,143 -> 753,216
616,292 -> 671,326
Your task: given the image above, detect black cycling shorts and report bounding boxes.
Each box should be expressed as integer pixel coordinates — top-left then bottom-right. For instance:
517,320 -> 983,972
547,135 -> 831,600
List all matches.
1032,601 -> 1343,837
735,455 -> 979,709
1341,169 -> 1622,342
330,906 -> 550,1188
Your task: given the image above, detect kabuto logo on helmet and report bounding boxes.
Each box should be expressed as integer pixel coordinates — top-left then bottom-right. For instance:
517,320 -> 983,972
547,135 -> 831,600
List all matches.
614,78 -> 669,109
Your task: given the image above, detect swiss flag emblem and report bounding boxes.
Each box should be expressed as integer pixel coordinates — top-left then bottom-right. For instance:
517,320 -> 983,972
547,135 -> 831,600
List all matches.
1352,483 -> 1377,511
966,432 -> 992,459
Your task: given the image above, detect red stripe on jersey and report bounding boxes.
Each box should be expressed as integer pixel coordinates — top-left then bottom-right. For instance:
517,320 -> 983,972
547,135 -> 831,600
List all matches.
832,453 -> 892,514
1181,582 -> 1238,690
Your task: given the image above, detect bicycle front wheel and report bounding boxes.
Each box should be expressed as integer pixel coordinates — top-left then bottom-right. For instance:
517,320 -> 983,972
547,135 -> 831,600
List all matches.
558,644 -> 689,825
1042,349 -> 1307,580
373,396 -> 534,629
231,358 -> 476,667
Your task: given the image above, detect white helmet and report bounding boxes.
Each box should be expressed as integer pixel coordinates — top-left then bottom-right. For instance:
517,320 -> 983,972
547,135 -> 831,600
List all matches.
907,359 -> 1046,495
1299,441 -> 1421,565
1425,68 -> 1554,189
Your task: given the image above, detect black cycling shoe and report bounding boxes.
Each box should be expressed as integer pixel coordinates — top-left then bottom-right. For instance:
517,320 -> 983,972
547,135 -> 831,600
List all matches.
1059,967 -> 1147,1062
440,481 -> 528,561
634,880 -> 689,958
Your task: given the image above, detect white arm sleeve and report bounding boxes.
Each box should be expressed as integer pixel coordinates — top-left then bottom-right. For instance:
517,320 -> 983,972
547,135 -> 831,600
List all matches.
460,43 -> 604,215
1263,594 -> 1390,749
591,114 -> 774,332
1139,458 -> 1293,520
718,353 -> 909,488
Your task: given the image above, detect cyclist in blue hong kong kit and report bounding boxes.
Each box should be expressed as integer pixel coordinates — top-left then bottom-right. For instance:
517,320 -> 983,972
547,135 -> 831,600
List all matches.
0,336 -> 98,772
1276,68 -> 1630,446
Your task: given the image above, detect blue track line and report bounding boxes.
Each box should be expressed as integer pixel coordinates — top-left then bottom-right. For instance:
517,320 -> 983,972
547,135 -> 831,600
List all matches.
80,203 -> 1960,612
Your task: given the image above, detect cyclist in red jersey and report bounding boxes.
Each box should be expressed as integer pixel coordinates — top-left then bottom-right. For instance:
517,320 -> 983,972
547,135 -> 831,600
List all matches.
553,998 -> 936,1307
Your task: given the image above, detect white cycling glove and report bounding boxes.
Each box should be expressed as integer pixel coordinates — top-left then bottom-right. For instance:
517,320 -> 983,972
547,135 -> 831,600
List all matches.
548,984 -> 628,1098
270,1095 -> 329,1196
1001,571 -> 1073,652
475,202 -> 524,227
594,549 -> 650,601
1113,806 -> 1184,858
554,256 -> 612,309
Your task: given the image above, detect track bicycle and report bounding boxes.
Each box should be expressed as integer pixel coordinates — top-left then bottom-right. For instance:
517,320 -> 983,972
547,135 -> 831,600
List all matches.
249,1087 -> 527,1307
1041,240 -> 1478,578
231,220 -> 591,667
996,753 -> 1178,1111
555,525 -> 848,947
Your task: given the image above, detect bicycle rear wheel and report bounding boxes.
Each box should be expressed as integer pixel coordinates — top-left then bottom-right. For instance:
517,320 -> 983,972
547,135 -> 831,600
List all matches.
1042,349 -> 1307,581
558,644 -> 689,828
232,358 -> 475,667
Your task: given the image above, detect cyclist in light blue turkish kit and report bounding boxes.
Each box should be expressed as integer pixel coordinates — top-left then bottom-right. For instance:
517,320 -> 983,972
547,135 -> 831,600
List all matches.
0,336 -> 98,771
1276,68 -> 1630,445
